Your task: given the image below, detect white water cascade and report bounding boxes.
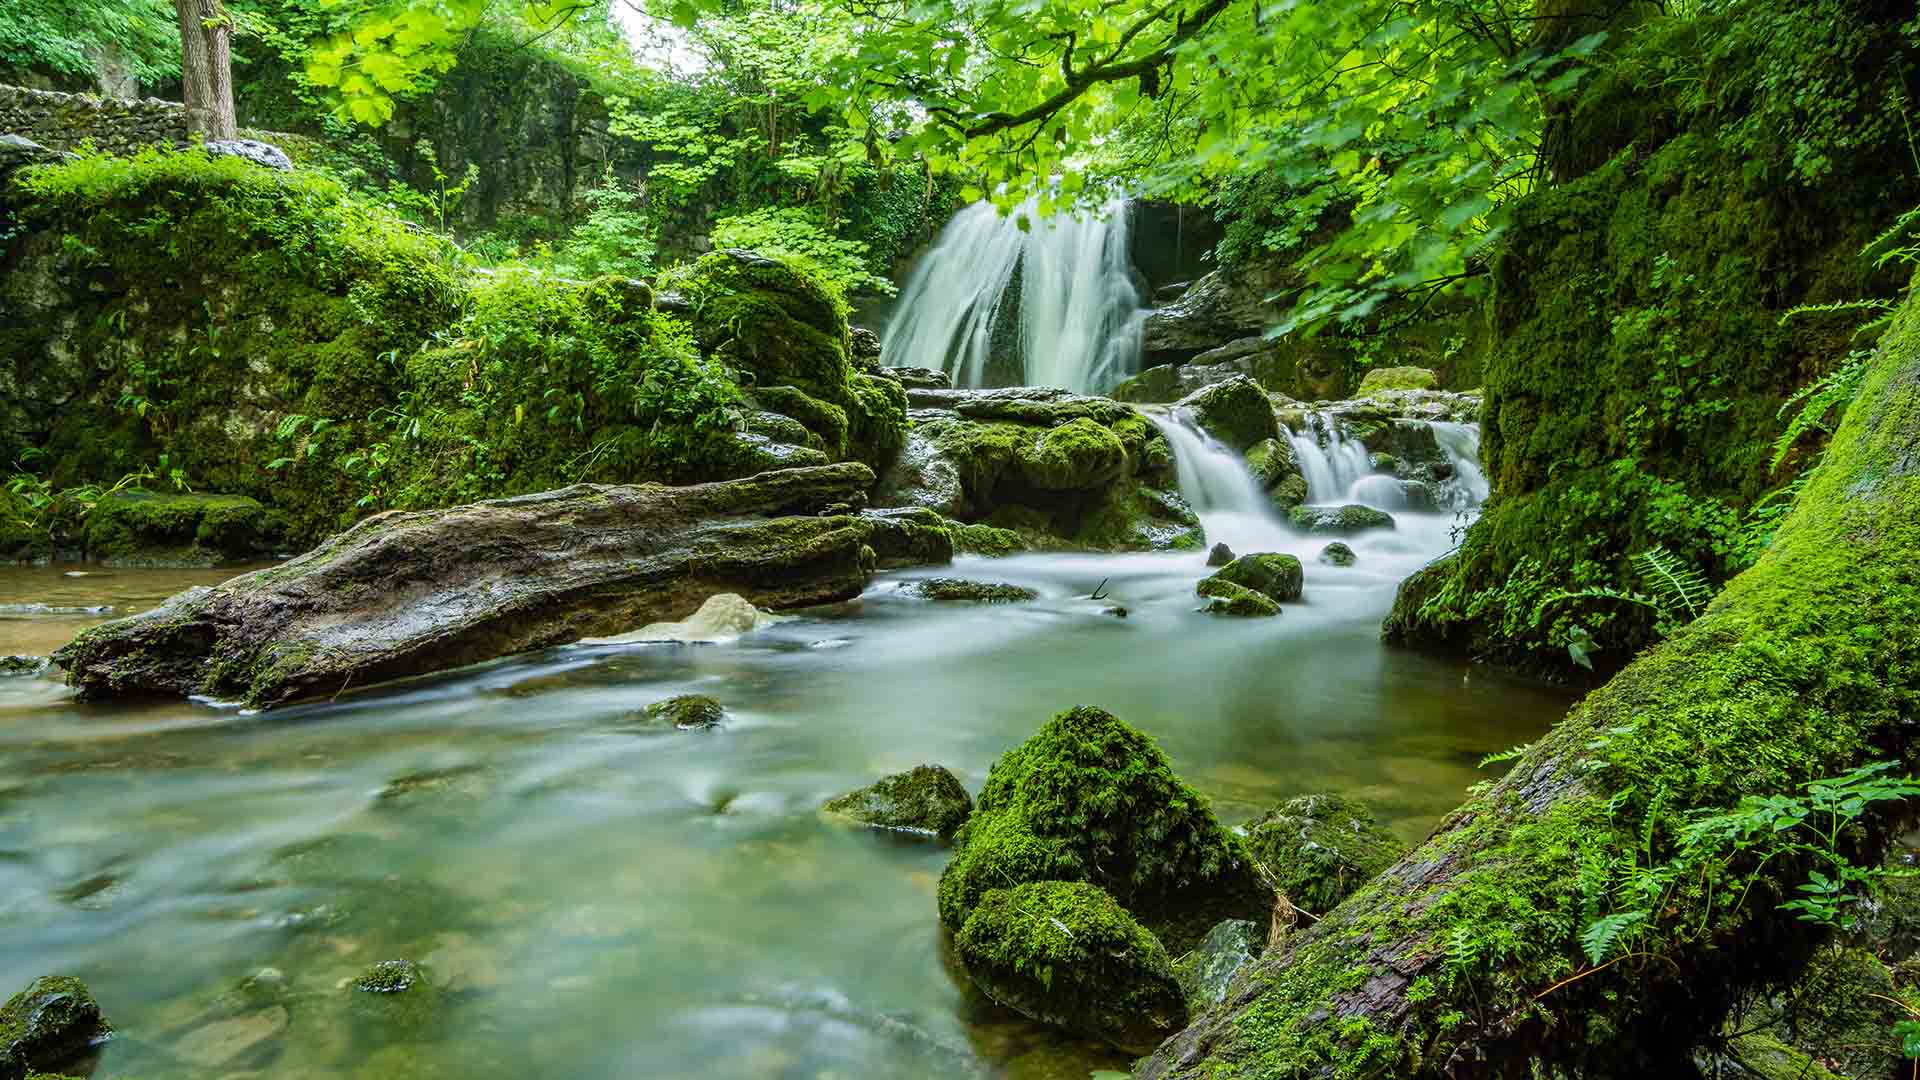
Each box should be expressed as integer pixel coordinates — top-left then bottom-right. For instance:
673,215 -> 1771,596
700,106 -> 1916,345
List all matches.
880,198 -> 1147,393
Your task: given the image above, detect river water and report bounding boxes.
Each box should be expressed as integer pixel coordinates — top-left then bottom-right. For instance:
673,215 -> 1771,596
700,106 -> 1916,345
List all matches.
0,426 -> 1571,1079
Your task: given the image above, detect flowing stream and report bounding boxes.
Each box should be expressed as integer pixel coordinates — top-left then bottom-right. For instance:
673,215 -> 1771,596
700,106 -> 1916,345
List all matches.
0,415 -> 1569,1079
880,199 -> 1146,392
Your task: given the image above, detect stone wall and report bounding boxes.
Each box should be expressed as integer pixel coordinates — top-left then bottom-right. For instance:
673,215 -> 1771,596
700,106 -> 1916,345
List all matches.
0,85 -> 190,154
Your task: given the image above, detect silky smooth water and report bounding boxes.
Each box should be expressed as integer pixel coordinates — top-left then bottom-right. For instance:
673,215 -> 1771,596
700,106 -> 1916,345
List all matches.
0,446 -> 1570,1079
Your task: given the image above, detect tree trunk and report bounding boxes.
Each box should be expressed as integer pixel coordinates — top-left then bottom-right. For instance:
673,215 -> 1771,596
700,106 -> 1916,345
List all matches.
1137,281 -> 1920,1077
174,0 -> 236,140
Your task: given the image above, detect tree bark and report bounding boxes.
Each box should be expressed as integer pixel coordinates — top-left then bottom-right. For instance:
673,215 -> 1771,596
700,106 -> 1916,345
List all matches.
1138,281 -> 1920,1077
174,0 -> 236,140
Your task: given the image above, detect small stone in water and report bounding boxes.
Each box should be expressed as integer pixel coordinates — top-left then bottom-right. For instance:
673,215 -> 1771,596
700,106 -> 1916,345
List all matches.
640,694 -> 725,730
354,959 -> 424,994
1318,542 -> 1358,567
898,578 -> 1039,603
1102,605 -> 1130,618
1206,542 -> 1235,567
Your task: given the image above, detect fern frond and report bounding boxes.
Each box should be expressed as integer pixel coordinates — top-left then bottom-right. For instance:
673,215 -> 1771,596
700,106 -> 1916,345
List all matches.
1478,743 -> 1533,769
1580,910 -> 1647,966
1777,297 -> 1893,327
1771,355 -> 1870,472
1633,546 -> 1713,620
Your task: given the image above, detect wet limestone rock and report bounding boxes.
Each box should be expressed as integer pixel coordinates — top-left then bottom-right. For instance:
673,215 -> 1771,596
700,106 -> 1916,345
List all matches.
1242,793 -> 1407,913
1245,437 -> 1309,510
897,578 -> 1038,603
1203,553 -> 1304,604
1318,542 -> 1357,567
821,764 -> 973,841
937,705 -> 1272,953
1289,503 -> 1395,536
1172,919 -> 1263,1011
1206,543 -> 1235,567
953,881 -> 1188,1054
1174,376 -> 1280,453
1357,366 -> 1439,394
84,492 -> 285,567
0,975 -> 109,1080
641,694 -> 725,730
580,592 -> 781,644
1018,418 -> 1128,491
55,465 -> 886,708
1195,578 -> 1280,617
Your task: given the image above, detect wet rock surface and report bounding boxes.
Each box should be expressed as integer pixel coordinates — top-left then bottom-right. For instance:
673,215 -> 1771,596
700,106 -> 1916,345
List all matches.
1288,503 -> 1396,536
1,974 -> 110,1078
639,694 -> 726,730
821,764 -> 973,841
1242,792 -> 1406,913
1172,919 -> 1263,1011
896,578 -> 1039,603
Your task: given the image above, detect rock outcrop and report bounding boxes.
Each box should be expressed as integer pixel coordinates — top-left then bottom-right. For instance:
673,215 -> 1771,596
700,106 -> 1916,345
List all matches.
54,465 -> 923,708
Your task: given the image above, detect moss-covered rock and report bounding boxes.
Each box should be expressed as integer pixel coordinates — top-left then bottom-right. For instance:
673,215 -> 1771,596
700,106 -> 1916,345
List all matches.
939,705 -> 1272,951
1206,543 -> 1235,567
1356,366 -> 1439,394
1202,553 -> 1304,604
1318,542 -> 1357,567
83,492 -> 284,566
898,578 -> 1038,603
0,975 -> 108,1079
1245,437 -> 1309,509
1018,418 -> 1128,491
1172,918 -> 1263,1012
640,694 -> 726,730
1195,578 -> 1281,617
1242,793 -> 1406,914
347,959 -> 442,1041
821,764 -> 973,841
1174,376 -> 1279,452
1289,504 -> 1395,536
945,520 -> 1027,557
953,881 -> 1188,1053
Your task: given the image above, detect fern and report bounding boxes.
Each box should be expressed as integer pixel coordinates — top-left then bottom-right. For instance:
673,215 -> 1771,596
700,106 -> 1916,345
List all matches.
1633,546 -> 1713,621
1770,353 -> 1871,473
1580,910 -> 1647,966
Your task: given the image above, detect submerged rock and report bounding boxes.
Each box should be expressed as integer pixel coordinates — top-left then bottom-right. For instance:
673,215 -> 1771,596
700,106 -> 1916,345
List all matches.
821,764 -> 973,841
1172,918 -> 1263,1011
1206,543 -> 1235,567
0,975 -> 109,1078
1195,578 -> 1280,617
1357,366 -> 1439,394
954,880 -> 1188,1053
897,578 -> 1038,603
580,592 -> 782,645
1243,792 -> 1407,913
1202,553 -> 1304,604
1174,376 -> 1279,453
938,705 -> 1272,952
1289,504 -> 1395,536
348,960 -> 441,1039
1318,542 -> 1357,567
0,656 -> 46,677
640,694 -> 726,730
56,465 -> 885,708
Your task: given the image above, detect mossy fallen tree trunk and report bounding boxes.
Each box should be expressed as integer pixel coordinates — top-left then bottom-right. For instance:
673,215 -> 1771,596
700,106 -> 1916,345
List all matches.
1138,290 -> 1920,1076
54,464 -> 924,708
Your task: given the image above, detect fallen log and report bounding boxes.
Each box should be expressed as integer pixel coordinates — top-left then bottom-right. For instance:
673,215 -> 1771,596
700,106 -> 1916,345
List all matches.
55,464 -> 908,708
1138,292 -> 1920,1075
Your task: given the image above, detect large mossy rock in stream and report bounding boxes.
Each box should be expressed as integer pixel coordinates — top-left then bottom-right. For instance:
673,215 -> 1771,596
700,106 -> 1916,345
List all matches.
1195,578 -> 1281,617
1201,553 -> 1304,604
1383,1 -> 1920,676
83,492 -> 286,567
53,464 -> 924,708
937,705 -> 1272,954
1174,376 -> 1280,453
1241,793 -> 1407,914
0,975 -> 109,1080
953,881 -> 1189,1054
0,152 -> 906,553
1245,438 -> 1309,510
876,387 -> 1202,552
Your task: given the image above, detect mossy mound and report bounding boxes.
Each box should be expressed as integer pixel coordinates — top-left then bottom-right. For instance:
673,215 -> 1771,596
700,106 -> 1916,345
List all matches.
1,975 -> 108,1079
945,520 -> 1027,557
953,880 -> 1188,1054
347,959 -> 442,1041
1196,578 -> 1281,617
83,492 -> 285,566
1242,793 -> 1407,913
898,578 -> 1039,603
1318,542 -> 1357,567
1356,366 -> 1439,394
1289,504 -> 1395,536
821,764 -> 973,841
1019,418 -> 1128,491
1174,376 -> 1280,452
1245,437 -> 1309,509
639,694 -> 726,730
1203,553 -> 1304,604
937,705 -> 1271,952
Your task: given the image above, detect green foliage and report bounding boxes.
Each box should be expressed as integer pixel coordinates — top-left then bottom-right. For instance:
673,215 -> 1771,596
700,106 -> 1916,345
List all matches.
709,207 -> 893,296
555,179 -> 658,279
0,0 -> 179,86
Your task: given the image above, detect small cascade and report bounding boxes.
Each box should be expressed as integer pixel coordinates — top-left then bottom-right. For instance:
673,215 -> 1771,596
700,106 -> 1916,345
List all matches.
880,198 -> 1146,393
1286,414 -> 1373,502
1429,421 -> 1490,507
1148,409 -> 1292,554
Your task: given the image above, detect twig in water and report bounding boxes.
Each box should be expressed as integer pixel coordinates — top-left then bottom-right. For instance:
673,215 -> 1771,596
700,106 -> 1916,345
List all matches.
1088,578 -> 1111,601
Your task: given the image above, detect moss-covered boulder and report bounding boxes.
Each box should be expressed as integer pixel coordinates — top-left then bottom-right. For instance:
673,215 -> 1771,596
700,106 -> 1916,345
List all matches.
821,764 -> 973,841
898,578 -> 1038,603
953,881 -> 1188,1053
1357,366 -> 1439,394
1195,578 -> 1281,617
1174,376 -> 1279,452
347,960 -> 442,1041
0,975 -> 109,1079
1289,504 -> 1395,535
1202,553 -> 1304,604
1172,918 -> 1263,1012
937,705 -> 1271,951
1206,542 -> 1235,567
82,492 -> 284,566
1242,793 -> 1407,913
640,694 -> 725,730
1018,418 -> 1128,491
1318,542 -> 1357,567
1245,437 -> 1309,509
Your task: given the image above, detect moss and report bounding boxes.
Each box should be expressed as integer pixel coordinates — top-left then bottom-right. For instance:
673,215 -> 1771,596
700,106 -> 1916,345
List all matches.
1073,483 -> 1204,552
1287,504 -> 1395,535
1204,553 -> 1304,604
900,578 -> 1038,603
1245,438 -> 1308,509
638,694 -> 725,729
1175,376 -> 1280,452
83,492 -> 281,565
1356,366 -> 1439,394
347,959 -> 442,1041
1195,577 -> 1282,617
821,764 -> 973,841
1243,793 -> 1407,914
754,385 -> 850,458
947,520 -> 1028,557
1,975 -> 108,1077
1318,542 -> 1357,567
1019,417 -> 1129,491
938,705 -> 1271,952
954,881 -> 1188,1053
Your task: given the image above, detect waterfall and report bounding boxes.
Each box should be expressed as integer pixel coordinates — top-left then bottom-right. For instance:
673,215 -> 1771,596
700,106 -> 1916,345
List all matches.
880,198 -> 1146,393
1286,414 -> 1374,502
1148,409 -> 1291,554
1429,421 -> 1490,507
